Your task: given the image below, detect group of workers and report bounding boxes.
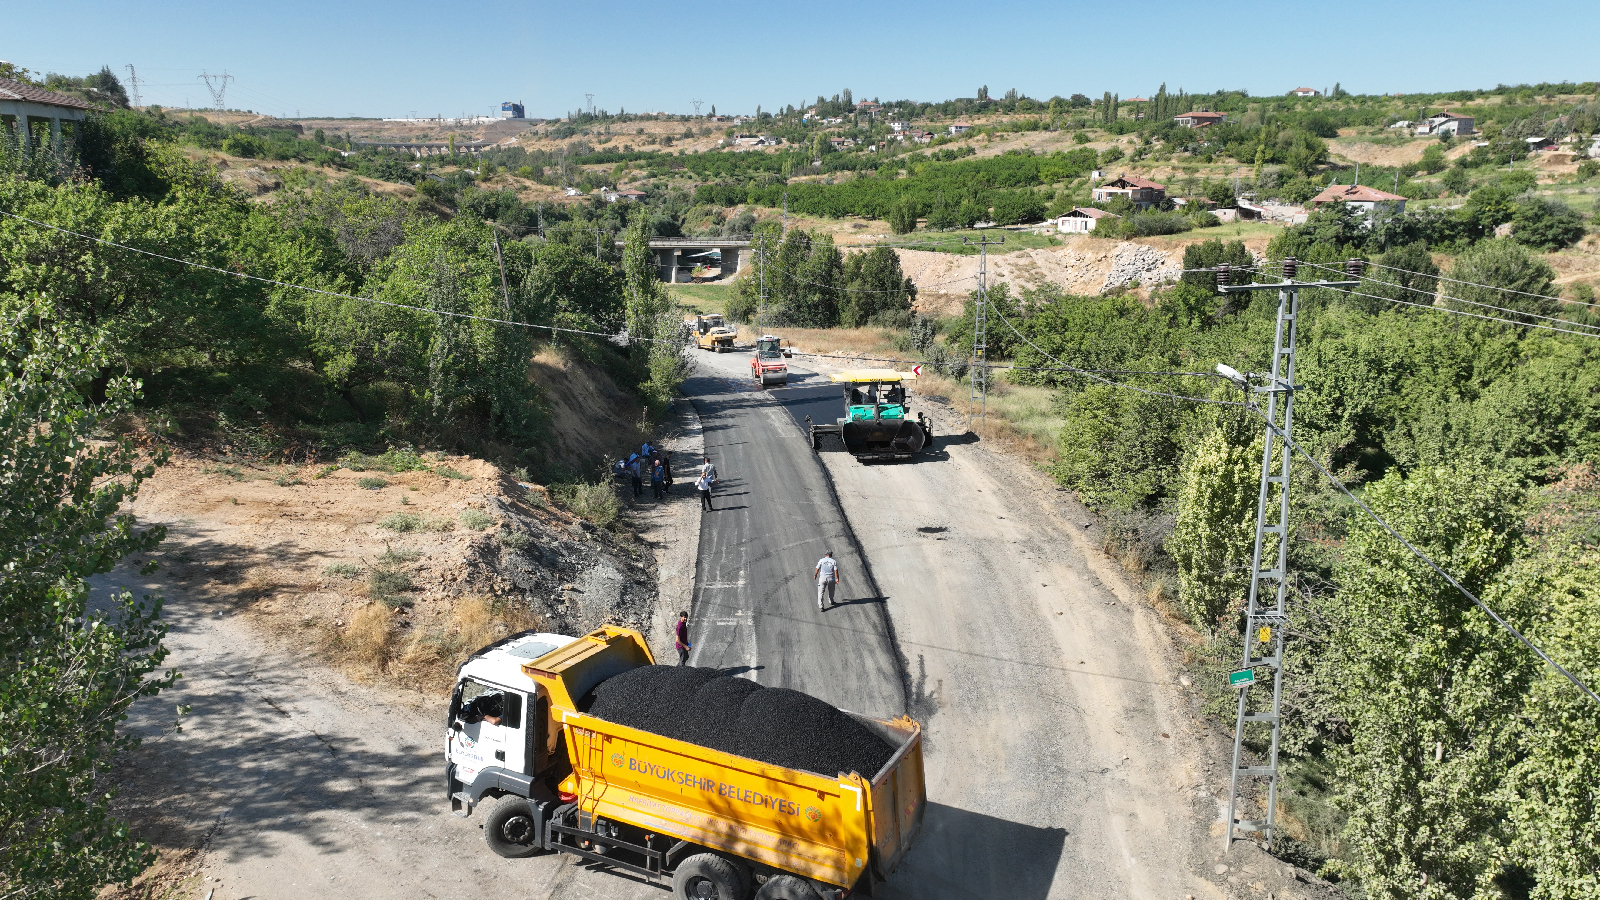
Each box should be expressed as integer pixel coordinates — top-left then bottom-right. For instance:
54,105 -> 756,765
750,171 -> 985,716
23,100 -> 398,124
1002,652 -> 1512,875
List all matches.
614,443 -> 719,510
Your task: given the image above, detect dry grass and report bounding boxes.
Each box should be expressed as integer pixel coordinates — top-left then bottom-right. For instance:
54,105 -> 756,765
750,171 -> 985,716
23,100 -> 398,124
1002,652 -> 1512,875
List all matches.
397,597 -> 544,693
343,603 -> 397,668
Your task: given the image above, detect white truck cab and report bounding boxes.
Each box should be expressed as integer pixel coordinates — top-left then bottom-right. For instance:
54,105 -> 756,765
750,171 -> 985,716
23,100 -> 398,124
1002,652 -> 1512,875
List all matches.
445,631 -> 578,816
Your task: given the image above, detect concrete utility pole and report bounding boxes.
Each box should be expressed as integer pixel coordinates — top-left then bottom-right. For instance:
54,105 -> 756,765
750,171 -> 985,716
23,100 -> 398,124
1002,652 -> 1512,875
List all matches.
1217,257 -> 1360,851
962,235 -> 1005,431
758,233 -> 768,335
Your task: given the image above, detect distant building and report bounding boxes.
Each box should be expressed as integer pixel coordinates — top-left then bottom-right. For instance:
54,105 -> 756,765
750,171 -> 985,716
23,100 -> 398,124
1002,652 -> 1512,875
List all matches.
1092,175 -> 1167,209
828,137 -> 855,149
1054,207 -> 1116,233
0,78 -> 92,156
1291,87 -> 1320,98
949,122 -> 973,135
1388,120 -> 1413,129
1174,111 -> 1227,128
1524,135 -> 1556,151
501,101 -> 525,119
888,121 -> 910,132
1416,111 -> 1474,136
1309,183 -> 1407,216
603,188 -> 646,203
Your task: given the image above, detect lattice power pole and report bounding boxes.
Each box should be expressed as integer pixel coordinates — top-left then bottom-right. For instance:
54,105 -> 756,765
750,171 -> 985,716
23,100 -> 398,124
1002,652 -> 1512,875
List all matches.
691,99 -> 703,116
962,235 -> 1005,431
124,65 -> 142,108
1218,257 -> 1361,850
198,71 -> 233,110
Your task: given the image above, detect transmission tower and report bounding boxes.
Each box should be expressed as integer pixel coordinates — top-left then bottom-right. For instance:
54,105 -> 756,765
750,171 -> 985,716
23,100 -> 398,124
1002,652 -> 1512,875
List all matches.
963,235 -> 1005,431
585,93 -> 595,116
692,99 -> 703,116
124,65 -> 142,107
1218,257 -> 1361,851
197,71 -> 233,110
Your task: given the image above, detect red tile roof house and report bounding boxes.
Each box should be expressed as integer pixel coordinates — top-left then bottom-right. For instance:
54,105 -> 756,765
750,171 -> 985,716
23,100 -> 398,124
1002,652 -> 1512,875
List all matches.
1174,111 -> 1228,128
1092,175 -> 1167,209
0,78 -> 93,156
1291,87 -> 1320,97
1309,183 -> 1407,217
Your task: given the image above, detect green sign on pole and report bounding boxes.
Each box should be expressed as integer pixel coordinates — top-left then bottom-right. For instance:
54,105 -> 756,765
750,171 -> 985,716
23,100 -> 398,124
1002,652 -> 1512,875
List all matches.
1229,668 -> 1256,689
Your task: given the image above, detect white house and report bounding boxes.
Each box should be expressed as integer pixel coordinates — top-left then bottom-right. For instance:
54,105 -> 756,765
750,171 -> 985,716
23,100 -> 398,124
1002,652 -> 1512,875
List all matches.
949,122 -> 973,135
1416,111 -> 1474,136
1053,207 -> 1116,233
1309,183 -> 1407,217
1291,87 -> 1320,98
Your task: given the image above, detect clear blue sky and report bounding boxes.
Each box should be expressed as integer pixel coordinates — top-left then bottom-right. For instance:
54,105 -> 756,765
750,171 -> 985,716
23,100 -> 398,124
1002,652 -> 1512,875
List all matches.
10,0 -> 1598,119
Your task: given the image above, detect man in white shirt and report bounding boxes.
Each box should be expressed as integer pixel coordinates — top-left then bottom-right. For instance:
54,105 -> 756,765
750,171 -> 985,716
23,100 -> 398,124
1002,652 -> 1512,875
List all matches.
814,551 -> 840,611
699,456 -> 717,483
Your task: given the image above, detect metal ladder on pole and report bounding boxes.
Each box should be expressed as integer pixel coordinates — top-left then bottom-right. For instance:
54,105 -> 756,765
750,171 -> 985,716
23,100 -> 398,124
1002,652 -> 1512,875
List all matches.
1224,280 -> 1299,849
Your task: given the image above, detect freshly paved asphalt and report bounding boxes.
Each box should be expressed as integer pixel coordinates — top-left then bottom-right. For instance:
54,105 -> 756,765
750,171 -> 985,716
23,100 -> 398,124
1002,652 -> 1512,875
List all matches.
683,353 -> 905,721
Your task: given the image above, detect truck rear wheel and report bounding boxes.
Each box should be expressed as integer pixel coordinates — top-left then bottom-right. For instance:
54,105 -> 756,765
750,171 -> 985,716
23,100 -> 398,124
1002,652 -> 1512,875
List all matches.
754,874 -> 823,900
673,853 -> 744,900
484,798 -> 544,859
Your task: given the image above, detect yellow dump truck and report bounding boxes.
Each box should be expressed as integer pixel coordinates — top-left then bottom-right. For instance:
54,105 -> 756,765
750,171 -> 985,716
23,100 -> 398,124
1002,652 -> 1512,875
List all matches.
445,626 -> 925,900
686,313 -> 738,352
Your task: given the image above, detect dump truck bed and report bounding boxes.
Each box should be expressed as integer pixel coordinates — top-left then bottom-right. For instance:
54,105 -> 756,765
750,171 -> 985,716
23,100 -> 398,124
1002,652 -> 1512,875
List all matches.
557,706 -> 924,891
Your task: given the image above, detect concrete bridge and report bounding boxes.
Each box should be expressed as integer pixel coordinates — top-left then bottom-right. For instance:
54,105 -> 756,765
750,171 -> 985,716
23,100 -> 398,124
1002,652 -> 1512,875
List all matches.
355,140 -> 494,157
614,237 -> 751,282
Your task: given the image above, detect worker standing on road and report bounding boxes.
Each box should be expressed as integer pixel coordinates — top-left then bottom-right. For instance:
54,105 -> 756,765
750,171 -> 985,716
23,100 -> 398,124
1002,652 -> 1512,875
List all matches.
695,467 -> 715,511
650,458 -> 666,501
699,455 -> 716,484
674,611 -> 692,665
657,449 -> 674,493
628,455 -> 644,498
814,551 -> 840,611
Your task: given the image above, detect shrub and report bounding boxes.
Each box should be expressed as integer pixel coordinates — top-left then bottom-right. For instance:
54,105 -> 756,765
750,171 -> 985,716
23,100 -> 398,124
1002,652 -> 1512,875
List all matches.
552,481 -> 620,528
377,545 -> 421,563
357,476 -> 388,490
340,445 -> 433,474
498,530 -> 533,550
435,465 -> 471,480
1578,159 -> 1600,181
323,562 -> 364,578
369,567 -> 414,607
378,511 -> 452,533
459,509 -> 494,531
273,472 -> 304,486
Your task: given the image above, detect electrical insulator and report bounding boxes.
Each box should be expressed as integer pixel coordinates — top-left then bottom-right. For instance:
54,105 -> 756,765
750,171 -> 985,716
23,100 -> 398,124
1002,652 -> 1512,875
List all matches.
1216,264 -> 1231,287
1346,258 -> 1366,278
1281,257 -> 1297,280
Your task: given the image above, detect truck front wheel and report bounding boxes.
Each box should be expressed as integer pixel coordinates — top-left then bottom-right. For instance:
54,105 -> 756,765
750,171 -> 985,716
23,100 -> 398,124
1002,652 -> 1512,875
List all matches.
754,874 -> 823,900
673,853 -> 744,900
484,798 -> 544,859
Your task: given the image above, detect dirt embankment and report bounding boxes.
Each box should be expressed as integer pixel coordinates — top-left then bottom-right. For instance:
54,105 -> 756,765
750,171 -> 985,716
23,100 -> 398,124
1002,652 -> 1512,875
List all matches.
896,239 -> 1186,316
126,450 -> 654,696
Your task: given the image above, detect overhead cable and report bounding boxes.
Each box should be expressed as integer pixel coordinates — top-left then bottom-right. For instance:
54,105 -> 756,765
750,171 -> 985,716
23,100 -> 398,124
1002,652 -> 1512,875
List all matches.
1299,261 -> 1600,334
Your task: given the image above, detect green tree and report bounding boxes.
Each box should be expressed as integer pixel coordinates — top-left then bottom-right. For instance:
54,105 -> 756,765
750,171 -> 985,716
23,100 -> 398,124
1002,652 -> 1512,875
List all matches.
621,215 -> 692,408
1168,432 -> 1261,634
1317,465 -> 1532,900
887,197 -> 919,234
790,232 -> 842,327
1511,198 -> 1587,251
1500,543 -> 1600,899
839,246 -> 913,328
1445,238 -> 1558,324
0,307 -> 176,900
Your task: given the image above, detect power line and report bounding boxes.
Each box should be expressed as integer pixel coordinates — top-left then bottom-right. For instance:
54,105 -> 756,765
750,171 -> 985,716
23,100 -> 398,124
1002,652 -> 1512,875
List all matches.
0,210 -> 664,346
1339,285 -> 1600,340
1266,414 -> 1600,708
1299,261 -> 1600,335
1364,258 -> 1593,310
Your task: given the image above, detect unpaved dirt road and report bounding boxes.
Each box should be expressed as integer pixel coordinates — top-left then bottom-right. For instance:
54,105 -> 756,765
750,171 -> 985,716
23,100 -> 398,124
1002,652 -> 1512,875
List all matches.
109,349 -> 1223,900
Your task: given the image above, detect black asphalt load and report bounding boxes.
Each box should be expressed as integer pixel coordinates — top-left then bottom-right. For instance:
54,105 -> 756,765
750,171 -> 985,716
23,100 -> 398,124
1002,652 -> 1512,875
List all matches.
683,364 -> 906,721
589,665 -> 895,779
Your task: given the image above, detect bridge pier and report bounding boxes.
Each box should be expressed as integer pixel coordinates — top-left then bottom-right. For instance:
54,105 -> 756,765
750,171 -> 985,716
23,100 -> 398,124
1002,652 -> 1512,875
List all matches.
720,247 -> 741,275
